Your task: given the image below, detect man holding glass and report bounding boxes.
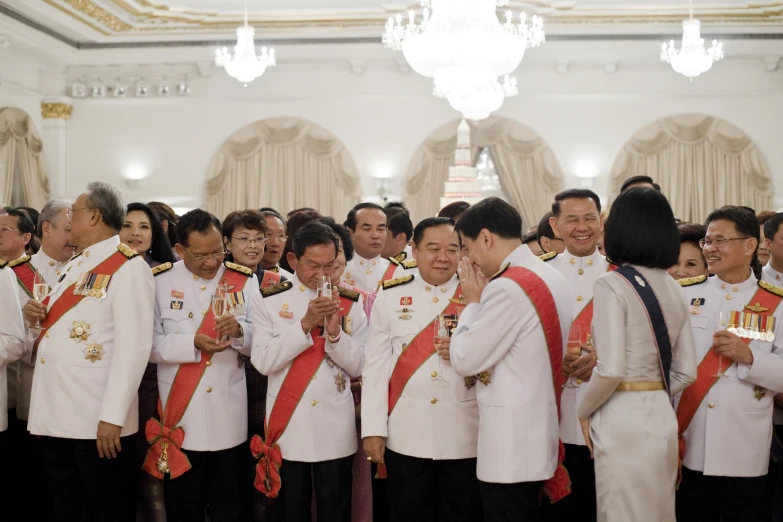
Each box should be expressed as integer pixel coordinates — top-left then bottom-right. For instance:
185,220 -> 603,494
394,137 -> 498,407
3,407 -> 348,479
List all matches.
362,216 -> 482,522
146,208 -> 256,521
542,188 -> 610,522
676,206 -> 783,521
251,221 -> 367,522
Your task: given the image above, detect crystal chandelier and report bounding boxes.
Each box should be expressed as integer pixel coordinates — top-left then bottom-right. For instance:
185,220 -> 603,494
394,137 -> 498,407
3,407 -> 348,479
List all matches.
660,0 -> 723,80
215,0 -> 276,86
383,0 -> 544,121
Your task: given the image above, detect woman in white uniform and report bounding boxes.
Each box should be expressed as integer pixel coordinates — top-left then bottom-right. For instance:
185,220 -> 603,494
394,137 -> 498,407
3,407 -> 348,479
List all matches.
577,188 -> 698,522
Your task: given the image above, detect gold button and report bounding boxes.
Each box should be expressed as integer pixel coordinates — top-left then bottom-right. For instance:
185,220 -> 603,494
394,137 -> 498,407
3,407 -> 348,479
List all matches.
49,261 -> 55,267
587,259 -> 593,266
78,261 -> 82,266
431,398 -> 438,404
200,285 -> 206,291
576,296 -> 583,302
311,400 -> 317,406
193,274 -> 199,280
576,378 -> 583,385
402,343 -> 408,349
570,258 -> 576,265
431,371 -> 438,378
299,285 -> 305,292
432,297 -> 439,303
578,269 -> 584,275
725,295 -> 732,301
206,387 -> 212,393
175,331 -> 180,334
45,332 -> 50,338
721,283 -> 727,289
40,358 -> 46,364
360,260 -> 364,265
312,375 -> 317,380
732,287 -> 739,293
365,269 -> 371,275
205,360 -> 212,367
84,251 -> 90,258
708,402 -> 715,408
188,312 -> 193,319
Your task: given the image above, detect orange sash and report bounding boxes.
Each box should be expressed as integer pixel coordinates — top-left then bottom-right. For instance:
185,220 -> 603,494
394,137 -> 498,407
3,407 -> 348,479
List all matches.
677,284 -> 783,441
250,295 -> 354,498
260,269 -> 281,289
10,257 -> 36,299
501,267 -> 571,503
571,263 -> 618,344
381,261 -> 398,284
142,269 -> 250,479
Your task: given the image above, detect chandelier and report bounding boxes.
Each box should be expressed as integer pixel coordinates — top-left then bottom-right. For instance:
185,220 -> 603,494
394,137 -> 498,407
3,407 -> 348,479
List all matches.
660,1 -> 723,80
215,0 -> 276,86
383,0 -> 545,121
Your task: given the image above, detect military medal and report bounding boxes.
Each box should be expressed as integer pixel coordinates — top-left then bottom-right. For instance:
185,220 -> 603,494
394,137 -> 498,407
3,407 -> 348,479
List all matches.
400,296 -> 412,306
335,372 -> 347,393
68,321 -> 91,342
171,289 -> 184,299
74,273 -> 111,299
754,385 -> 768,401
464,375 -> 478,390
398,314 -> 412,321
226,290 -> 246,315
83,342 -> 104,363
325,356 -> 336,369
478,371 -> 492,386
157,440 -> 170,474
171,300 -> 183,310
690,298 -> 704,315
279,302 -> 294,319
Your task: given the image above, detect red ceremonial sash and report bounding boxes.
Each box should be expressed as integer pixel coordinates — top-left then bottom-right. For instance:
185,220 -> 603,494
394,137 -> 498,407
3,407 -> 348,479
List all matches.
11,257 -> 37,299
676,285 -> 783,471
250,295 -> 354,498
571,264 -> 618,344
38,251 -> 131,341
381,261 -> 398,283
500,267 -> 571,503
142,269 -> 250,479
260,270 -> 282,289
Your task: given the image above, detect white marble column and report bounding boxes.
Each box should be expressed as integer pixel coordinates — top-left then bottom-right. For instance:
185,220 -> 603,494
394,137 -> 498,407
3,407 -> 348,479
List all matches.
40,96 -> 72,199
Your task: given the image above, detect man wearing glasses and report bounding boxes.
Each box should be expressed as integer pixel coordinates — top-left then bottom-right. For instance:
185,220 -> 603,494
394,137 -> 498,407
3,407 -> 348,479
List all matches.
541,188 -> 609,522
259,210 -> 293,280
147,208 -> 258,521
676,206 -> 783,521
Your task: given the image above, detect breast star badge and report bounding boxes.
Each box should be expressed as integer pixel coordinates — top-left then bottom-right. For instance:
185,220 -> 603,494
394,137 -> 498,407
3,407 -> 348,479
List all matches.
754,385 -> 768,401
335,372 -> 347,393
83,342 -> 104,363
69,321 -> 91,342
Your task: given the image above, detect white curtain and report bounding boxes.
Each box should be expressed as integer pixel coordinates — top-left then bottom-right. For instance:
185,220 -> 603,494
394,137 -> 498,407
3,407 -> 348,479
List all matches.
0,107 -> 50,208
609,114 -> 773,221
203,117 -> 361,220
403,116 -> 565,227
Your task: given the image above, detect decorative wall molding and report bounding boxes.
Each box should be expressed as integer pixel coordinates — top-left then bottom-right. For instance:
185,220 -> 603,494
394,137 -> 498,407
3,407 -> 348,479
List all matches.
41,101 -> 72,119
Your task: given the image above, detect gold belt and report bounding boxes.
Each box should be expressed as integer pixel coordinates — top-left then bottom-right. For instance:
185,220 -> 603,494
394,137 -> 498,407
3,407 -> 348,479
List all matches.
616,381 -> 665,392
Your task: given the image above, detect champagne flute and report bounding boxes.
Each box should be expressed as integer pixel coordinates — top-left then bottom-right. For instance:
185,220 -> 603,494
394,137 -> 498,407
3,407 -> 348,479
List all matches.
433,314 -> 451,386
714,311 -> 730,379
564,324 -> 582,388
317,275 -> 332,339
212,284 -> 227,341
30,271 -> 50,339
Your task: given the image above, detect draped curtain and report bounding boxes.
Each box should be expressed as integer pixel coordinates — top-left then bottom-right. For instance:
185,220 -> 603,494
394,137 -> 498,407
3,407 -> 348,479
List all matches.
0,107 -> 50,208
609,114 -> 773,221
403,117 -> 564,227
203,117 -> 361,220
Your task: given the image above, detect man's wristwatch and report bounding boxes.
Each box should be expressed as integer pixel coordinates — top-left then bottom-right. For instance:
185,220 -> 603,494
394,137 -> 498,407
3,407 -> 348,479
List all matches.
235,324 -> 244,338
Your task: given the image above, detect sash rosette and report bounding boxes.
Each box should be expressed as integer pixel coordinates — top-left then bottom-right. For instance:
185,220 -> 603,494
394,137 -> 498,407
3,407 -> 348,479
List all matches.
143,419 -> 189,479
250,435 -> 283,498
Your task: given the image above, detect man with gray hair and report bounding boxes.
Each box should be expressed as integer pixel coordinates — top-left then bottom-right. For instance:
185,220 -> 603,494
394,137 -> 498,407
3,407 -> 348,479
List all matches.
23,182 -> 154,521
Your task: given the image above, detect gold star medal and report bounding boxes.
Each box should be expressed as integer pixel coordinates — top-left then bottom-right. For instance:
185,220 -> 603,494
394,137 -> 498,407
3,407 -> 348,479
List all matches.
335,372 -> 347,393
69,321 -> 91,342
83,342 -> 104,363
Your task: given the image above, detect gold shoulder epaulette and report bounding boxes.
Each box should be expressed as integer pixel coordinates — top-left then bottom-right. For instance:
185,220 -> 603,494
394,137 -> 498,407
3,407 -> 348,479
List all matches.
401,259 -> 418,270
678,274 -> 707,287
337,286 -> 360,302
538,251 -> 557,262
7,255 -> 31,268
382,274 -> 414,290
759,280 -> 783,297
117,243 -> 139,259
490,262 -> 511,281
0,260 -> 6,269
390,251 -> 407,265
224,261 -> 252,277
261,280 -> 292,297
151,262 -> 173,276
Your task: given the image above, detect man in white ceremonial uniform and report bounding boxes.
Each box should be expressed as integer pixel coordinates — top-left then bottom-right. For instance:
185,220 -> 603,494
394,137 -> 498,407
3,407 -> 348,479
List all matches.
676,206 -> 783,522
260,210 -> 294,280
344,202 -> 389,293
149,209 -> 257,522
252,221 -> 367,522
363,217 -> 482,522
0,259 -> 27,511
23,182 -> 154,522
450,198 -> 573,522
541,189 -> 608,522
381,211 -> 419,282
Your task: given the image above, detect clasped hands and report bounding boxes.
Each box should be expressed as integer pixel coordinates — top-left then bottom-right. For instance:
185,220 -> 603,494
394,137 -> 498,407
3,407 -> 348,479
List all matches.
195,314 -> 243,353
301,288 -> 342,338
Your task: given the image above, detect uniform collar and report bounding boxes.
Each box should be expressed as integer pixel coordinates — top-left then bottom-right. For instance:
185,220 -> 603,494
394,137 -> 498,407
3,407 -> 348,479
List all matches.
353,252 -> 382,267
501,244 -> 532,268
564,248 -> 602,268
80,235 -> 119,262
710,269 -> 757,295
32,248 -> 66,270
764,263 -> 783,283
290,272 -> 317,297
184,260 -> 226,285
415,272 -> 459,296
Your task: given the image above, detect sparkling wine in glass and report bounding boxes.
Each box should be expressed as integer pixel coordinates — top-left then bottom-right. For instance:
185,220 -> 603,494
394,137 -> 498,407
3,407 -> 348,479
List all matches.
564,324 -> 582,388
30,272 -> 49,338
714,311 -> 730,379
212,285 -> 227,341
433,314 -> 451,386
317,275 -> 332,339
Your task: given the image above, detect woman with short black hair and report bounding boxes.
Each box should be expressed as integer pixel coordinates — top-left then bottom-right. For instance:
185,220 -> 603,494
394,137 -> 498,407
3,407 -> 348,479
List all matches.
577,188 -> 697,522
668,222 -> 709,280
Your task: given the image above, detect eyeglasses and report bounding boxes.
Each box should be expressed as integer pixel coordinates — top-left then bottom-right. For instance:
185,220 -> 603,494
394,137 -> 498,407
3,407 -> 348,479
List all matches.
265,233 -> 287,242
0,226 -> 20,235
560,215 -> 600,226
699,237 -> 751,249
183,248 -> 227,262
232,236 -> 268,246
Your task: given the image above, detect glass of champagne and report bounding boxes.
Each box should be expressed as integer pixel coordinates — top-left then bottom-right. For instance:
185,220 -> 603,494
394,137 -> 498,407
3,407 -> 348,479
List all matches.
433,314 -> 451,386
564,324 -> 582,388
317,275 -> 332,339
212,284 -> 227,341
714,311 -> 730,379
31,272 -> 50,339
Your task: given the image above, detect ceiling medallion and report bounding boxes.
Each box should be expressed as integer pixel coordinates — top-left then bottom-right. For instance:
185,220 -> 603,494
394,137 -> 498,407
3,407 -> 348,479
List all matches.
214,0 -> 276,86
660,0 -> 724,80
383,0 -> 545,121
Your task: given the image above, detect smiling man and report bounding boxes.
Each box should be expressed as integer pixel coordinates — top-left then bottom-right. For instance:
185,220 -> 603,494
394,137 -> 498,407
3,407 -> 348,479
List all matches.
344,203 -> 389,293
260,210 -> 293,280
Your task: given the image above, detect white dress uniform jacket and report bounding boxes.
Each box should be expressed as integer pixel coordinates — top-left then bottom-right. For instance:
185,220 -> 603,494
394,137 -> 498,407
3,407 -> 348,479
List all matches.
5,254 -> 29,412
386,256 -> 420,282
362,273 -> 478,460
678,272 -> 783,477
151,261 -> 257,452
762,263 -> 783,286
344,253 -> 390,293
547,250 -> 610,446
0,264 -> 26,431
28,236 -> 155,439
451,245 -> 573,484
15,249 -> 68,421
251,273 -> 367,462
